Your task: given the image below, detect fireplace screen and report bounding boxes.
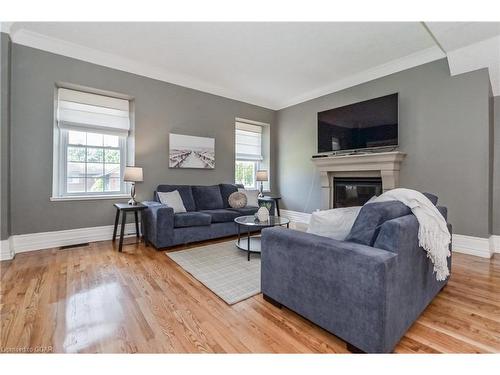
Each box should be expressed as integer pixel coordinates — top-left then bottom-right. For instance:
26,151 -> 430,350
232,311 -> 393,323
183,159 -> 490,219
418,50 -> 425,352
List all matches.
333,177 -> 382,208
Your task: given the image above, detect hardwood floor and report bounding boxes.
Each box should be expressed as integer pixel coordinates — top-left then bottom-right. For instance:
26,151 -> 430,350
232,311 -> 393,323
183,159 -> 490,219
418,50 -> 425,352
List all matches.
1,237 -> 499,353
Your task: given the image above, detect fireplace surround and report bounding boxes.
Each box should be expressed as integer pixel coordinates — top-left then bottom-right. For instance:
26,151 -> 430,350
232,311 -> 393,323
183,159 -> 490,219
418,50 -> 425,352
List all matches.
311,151 -> 406,209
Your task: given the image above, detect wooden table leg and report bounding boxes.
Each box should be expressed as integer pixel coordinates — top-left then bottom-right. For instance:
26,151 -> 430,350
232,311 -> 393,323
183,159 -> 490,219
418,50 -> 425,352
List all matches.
134,211 -> 140,238
275,199 -> 281,217
112,208 -> 120,241
119,211 -> 127,252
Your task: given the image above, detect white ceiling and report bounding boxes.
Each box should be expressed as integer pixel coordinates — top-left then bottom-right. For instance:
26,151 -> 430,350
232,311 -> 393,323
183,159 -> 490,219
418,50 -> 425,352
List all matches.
5,22 -> 500,108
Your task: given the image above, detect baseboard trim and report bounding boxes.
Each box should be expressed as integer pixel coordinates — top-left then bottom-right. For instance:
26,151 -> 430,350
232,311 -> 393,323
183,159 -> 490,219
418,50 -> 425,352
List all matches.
0,238 -> 14,261
1,223 -> 139,260
281,209 -> 499,259
453,234 -> 492,258
281,209 -> 311,224
491,235 -> 500,254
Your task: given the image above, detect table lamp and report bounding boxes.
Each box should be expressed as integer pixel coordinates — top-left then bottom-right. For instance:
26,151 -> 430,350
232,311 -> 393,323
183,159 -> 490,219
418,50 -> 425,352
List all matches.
124,166 -> 143,205
256,170 -> 268,197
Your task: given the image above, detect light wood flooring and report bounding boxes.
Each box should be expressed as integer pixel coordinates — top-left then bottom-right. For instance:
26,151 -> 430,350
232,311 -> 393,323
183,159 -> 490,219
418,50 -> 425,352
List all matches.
1,236 -> 499,353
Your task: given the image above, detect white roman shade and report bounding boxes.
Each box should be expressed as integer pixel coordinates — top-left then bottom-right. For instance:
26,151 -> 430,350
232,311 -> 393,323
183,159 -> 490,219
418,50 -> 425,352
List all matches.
235,121 -> 263,161
57,88 -> 130,134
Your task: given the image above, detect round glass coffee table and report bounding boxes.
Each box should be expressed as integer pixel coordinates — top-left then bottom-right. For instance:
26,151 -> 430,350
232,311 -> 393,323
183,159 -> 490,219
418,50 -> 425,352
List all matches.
234,215 -> 290,261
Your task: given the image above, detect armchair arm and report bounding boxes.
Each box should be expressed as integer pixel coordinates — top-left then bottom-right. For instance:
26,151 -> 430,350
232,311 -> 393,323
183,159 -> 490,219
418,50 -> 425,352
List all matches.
141,201 -> 175,248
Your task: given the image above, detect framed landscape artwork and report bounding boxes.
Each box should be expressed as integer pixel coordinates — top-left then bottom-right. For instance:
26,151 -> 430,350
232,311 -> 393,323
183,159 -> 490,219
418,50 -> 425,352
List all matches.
169,133 -> 215,169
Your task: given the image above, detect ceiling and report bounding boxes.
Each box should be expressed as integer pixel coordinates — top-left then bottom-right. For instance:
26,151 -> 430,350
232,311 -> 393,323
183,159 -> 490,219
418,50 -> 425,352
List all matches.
4,22 -> 500,109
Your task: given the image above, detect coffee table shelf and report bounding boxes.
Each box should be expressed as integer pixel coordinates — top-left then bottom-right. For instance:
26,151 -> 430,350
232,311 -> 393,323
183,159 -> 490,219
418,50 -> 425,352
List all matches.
234,215 -> 290,261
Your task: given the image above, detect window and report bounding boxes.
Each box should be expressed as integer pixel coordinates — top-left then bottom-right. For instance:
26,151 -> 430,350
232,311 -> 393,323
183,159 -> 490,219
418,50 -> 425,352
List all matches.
235,121 -> 263,189
53,88 -> 132,199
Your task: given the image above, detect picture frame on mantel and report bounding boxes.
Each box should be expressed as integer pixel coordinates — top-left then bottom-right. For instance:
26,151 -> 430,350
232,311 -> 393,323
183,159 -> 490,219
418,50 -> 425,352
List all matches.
169,133 -> 215,169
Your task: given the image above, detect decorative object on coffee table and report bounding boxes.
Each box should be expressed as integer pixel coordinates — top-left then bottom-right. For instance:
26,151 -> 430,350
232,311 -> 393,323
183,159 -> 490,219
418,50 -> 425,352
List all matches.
228,191 -> 247,208
234,215 -> 290,261
256,170 -> 268,197
258,195 -> 282,216
124,166 -> 143,205
113,202 -> 147,252
256,206 -> 270,222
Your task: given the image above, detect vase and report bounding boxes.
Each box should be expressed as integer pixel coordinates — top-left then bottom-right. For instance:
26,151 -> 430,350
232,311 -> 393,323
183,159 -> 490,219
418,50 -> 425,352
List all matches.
256,206 -> 270,222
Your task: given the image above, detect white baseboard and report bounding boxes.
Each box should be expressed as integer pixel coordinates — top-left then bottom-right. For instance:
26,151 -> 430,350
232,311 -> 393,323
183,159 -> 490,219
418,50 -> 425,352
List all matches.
281,209 -> 499,259
281,209 -> 311,224
0,238 -> 14,261
0,223 -> 138,260
453,234 -> 492,258
491,235 -> 500,254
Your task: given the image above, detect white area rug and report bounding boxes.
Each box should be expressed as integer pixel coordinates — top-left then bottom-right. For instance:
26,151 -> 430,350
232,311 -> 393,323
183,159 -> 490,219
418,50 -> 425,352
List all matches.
166,241 -> 261,305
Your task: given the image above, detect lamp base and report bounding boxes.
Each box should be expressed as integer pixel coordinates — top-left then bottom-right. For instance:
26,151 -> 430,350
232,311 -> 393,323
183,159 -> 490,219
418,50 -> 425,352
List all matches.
128,183 -> 137,205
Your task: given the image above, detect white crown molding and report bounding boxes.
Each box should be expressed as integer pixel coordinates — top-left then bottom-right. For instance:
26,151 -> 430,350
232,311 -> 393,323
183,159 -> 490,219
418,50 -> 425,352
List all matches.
9,28 -> 275,109
278,46 -> 446,109
446,35 -> 500,96
9,27 -> 449,110
0,22 -> 13,34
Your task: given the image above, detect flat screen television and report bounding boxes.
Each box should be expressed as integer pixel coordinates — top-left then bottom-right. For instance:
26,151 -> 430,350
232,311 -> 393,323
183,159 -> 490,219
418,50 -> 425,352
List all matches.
317,93 -> 398,153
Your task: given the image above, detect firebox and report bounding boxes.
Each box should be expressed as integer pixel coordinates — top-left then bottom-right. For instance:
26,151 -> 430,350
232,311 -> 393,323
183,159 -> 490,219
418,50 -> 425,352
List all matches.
333,177 -> 382,208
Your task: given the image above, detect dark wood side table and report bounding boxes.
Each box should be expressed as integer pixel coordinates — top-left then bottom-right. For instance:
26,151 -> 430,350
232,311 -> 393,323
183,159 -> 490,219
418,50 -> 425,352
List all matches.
112,202 -> 147,252
258,196 -> 282,216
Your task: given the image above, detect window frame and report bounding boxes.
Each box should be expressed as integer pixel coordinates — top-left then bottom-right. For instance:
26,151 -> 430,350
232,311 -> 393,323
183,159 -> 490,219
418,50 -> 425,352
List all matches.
51,85 -> 134,201
58,129 -> 128,197
234,119 -> 269,191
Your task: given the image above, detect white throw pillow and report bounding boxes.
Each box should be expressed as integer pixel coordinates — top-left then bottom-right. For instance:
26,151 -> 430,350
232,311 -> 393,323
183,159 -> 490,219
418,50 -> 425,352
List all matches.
237,188 -> 259,207
157,190 -> 187,213
307,206 -> 362,240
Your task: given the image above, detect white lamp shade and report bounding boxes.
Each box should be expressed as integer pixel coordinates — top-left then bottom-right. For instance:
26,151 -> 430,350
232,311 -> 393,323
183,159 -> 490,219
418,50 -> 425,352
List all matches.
256,170 -> 268,182
124,167 -> 143,182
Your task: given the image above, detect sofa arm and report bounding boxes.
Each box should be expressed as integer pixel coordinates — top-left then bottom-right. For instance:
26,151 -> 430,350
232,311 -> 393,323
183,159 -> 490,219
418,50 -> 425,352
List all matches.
261,227 -> 397,352
141,201 -> 175,248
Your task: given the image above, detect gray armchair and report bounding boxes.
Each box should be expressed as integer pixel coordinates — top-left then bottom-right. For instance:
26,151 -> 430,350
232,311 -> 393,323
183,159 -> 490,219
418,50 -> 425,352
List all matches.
261,199 -> 452,353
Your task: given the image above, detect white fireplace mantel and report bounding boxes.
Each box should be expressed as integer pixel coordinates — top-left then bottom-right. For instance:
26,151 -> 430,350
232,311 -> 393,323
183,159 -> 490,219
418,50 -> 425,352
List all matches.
311,151 -> 406,209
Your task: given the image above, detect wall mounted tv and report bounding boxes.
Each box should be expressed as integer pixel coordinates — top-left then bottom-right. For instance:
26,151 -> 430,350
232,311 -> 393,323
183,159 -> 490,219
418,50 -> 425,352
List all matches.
317,93 -> 398,153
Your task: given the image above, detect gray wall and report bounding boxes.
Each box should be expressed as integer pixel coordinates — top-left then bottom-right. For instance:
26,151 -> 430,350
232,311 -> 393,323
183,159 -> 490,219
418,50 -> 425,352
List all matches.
276,59 -> 492,238
10,44 -> 275,235
494,96 -> 500,235
0,33 -> 11,240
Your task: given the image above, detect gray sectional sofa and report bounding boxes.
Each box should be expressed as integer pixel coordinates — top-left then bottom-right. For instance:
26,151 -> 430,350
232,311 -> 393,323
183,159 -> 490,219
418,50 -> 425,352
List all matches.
142,183 -> 260,248
261,196 -> 452,353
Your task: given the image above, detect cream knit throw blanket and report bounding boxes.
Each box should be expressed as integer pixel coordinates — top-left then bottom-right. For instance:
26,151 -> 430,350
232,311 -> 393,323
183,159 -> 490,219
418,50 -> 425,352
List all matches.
373,188 -> 451,281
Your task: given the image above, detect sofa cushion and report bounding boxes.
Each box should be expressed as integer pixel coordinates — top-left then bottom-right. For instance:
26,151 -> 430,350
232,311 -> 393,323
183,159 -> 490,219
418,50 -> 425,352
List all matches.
192,185 -> 224,210
219,183 -> 239,208
238,188 -> 259,207
199,209 -> 240,223
228,206 -> 259,216
422,192 -> 438,206
345,201 -> 411,246
174,212 -> 212,228
156,185 -> 196,212
157,190 -> 187,213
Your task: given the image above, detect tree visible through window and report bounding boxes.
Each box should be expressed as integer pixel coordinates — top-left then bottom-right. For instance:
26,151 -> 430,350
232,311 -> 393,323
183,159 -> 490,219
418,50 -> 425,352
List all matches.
235,160 -> 257,189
